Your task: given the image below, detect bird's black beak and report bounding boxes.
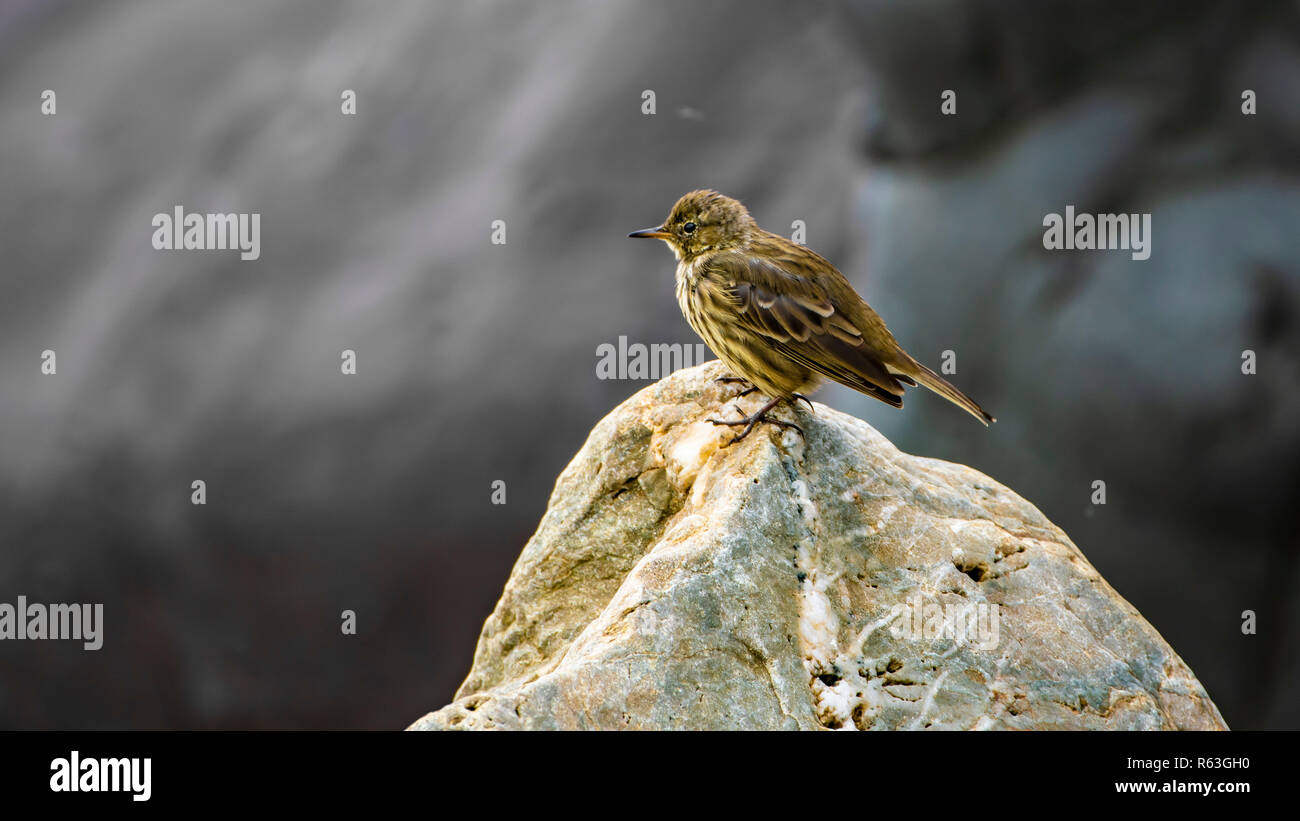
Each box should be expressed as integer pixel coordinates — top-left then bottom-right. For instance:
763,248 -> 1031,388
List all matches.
628,226 -> 672,239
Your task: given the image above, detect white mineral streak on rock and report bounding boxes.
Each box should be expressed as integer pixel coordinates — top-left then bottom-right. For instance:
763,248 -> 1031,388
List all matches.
662,420 -> 721,495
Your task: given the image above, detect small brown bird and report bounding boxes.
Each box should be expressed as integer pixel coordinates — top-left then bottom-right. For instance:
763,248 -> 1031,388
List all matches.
629,190 -> 994,443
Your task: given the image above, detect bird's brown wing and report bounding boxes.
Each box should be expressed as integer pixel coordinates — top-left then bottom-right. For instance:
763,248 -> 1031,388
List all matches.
703,247 -> 911,407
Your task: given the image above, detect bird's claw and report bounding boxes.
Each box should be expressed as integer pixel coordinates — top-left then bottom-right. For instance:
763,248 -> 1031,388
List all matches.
708,412 -> 805,446
713,376 -> 758,398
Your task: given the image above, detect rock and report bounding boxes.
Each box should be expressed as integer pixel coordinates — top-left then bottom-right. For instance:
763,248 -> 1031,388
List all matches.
409,362 -> 1226,730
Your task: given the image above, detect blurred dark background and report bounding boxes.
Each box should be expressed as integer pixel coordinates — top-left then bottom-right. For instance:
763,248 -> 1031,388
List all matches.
0,0 -> 1296,729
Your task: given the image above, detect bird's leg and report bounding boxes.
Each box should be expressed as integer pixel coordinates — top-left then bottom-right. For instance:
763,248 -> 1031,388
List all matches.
708,395 -> 804,445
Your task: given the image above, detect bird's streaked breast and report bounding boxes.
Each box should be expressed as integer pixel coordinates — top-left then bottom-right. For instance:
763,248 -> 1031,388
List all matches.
674,256 -> 817,398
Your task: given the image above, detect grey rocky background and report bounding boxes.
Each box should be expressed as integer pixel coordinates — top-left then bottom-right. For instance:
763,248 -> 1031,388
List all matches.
0,0 -> 1294,728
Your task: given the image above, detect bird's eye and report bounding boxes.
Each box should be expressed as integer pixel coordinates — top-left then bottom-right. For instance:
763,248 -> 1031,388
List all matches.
682,221 -> 697,234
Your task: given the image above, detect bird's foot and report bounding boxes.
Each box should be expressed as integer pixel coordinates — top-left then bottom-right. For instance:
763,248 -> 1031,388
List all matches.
708,396 -> 804,445
791,393 -> 815,413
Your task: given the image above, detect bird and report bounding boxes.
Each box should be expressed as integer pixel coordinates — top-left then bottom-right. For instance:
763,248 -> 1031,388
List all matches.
629,189 -> 994,444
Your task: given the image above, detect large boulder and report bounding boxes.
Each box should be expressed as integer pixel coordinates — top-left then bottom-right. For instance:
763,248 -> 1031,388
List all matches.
409,362 -> 1225,730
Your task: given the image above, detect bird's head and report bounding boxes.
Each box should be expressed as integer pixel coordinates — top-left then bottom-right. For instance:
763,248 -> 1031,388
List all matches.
629,190 -> 756,261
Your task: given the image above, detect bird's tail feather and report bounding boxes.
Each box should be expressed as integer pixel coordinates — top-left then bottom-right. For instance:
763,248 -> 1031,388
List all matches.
896,358 -> 995,425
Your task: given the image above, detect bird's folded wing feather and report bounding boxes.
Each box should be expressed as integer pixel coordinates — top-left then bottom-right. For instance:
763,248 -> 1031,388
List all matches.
704,248 -> 911,405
